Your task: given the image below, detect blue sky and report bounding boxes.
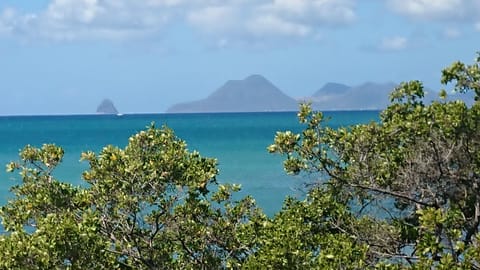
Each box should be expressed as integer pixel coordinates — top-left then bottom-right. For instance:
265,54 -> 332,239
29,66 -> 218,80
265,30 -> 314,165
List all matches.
0,0 -> 479,115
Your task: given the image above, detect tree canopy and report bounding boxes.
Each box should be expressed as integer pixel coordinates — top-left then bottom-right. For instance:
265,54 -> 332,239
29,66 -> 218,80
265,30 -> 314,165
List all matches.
268,52 -> 480,269
1,52 -> 480,269
1,126 -> 263,269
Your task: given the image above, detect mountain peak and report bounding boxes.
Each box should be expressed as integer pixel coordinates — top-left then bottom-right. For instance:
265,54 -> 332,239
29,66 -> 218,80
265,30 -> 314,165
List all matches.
167,75 -> 298,113
245,74 -> 268,82
311,82 -> 398,111
313,82 -> 350,97
222,74 -> 272,90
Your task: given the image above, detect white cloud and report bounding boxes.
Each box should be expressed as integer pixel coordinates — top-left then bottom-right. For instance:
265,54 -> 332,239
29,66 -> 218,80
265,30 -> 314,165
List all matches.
246,14 -> 311,37
0,8 -> 16,34
0,0 -> 173,41
259,0 -> 356,25
0,0 -> 357,43
187,6 -> 237,34
475,22 -> 480,31
46,0 -> 103,24
387,0 -> 480,22
378,36 -> 408,51
184,0 -> 355,44
442,27 -> 462,39
145,0 -> 185,7
387,0 -> 480,36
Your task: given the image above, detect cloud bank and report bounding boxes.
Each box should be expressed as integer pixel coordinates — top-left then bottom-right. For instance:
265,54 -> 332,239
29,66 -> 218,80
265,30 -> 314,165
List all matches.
0,0 -> 356,43
378,36 -> 408,51
387,0 -> 480,22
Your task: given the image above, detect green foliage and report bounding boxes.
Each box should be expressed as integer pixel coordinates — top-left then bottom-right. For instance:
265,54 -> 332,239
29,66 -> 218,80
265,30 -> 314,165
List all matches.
441,52 -> 480,99
244,188 -> 368,269
1,144 -> 117,269
0,125 -> 262,269
269,52 -> 480,268
2,52 -> 480,269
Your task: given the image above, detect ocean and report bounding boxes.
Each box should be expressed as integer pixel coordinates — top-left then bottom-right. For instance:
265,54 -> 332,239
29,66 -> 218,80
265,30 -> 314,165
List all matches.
0,111 -> 379,215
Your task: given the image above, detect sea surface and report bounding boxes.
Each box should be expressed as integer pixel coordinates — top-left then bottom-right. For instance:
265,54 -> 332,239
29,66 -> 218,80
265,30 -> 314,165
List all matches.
0,111 -> 379,216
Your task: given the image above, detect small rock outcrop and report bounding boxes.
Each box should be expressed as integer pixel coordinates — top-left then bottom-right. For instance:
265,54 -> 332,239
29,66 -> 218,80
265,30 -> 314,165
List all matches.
96,99 -> 119,114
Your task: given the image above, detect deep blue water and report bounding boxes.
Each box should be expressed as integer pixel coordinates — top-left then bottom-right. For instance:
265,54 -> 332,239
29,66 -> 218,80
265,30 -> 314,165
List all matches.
0,111 -> 379,215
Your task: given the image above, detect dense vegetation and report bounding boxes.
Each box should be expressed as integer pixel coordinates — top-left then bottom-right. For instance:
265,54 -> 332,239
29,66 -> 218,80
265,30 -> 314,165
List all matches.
1,53 -> 480,269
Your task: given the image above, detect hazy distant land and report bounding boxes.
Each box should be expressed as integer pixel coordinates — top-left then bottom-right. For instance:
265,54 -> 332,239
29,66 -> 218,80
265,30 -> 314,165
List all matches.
167,75 -> 299,113
166,75 -> 441,113
101,75 -> 475,114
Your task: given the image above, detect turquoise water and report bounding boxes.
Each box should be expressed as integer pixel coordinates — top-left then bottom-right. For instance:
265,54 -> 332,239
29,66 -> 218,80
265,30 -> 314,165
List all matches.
0,111 -> 379,215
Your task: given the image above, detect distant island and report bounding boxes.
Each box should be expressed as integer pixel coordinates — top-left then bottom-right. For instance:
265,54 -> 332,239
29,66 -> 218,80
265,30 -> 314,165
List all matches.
309,82 -> 400,110
97,99 -> 119,114
167,75 -> 403,113
167,74 -> 474,113
167,75 -> 299,113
